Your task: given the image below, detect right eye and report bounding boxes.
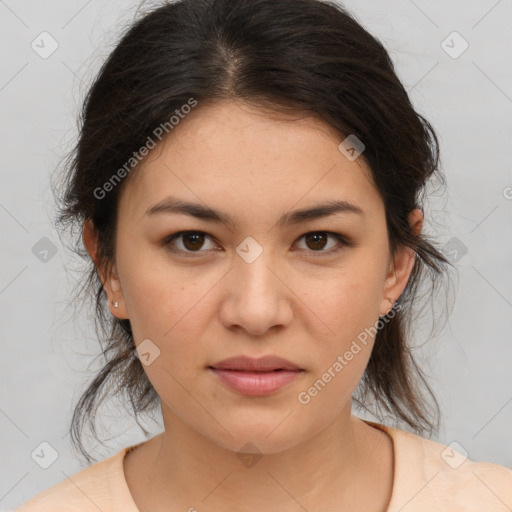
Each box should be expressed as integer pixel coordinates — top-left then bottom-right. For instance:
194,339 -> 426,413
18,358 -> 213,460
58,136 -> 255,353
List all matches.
162,231 -> 219,256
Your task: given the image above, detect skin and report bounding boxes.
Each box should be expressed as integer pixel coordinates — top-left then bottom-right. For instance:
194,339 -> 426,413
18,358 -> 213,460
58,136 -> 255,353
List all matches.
83,99 -> 422,511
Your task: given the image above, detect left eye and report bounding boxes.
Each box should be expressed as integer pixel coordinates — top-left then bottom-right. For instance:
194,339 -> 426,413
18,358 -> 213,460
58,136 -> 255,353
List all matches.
295,232 -> 348,254
163,231 -> 349,256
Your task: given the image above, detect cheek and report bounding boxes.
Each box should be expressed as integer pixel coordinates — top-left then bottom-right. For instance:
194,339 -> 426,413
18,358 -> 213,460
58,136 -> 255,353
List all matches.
296,285 -> 376,418
293,294 -> 376,436
118,263 -> 219,407
307,263 -> 384,341
117,245 -> 206,340
298,256 -> 386,400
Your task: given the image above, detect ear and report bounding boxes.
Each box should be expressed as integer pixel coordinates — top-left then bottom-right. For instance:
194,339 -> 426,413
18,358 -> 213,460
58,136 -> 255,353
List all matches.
82,219 -> 129,319
379,208 -> 423,317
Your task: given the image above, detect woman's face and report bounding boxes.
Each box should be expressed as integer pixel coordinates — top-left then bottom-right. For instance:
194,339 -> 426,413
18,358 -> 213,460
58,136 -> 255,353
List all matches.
88,99 -> 419,454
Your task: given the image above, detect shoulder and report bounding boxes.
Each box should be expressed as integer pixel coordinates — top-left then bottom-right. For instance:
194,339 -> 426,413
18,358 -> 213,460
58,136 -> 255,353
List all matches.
380,422 -> 512,511
14,447 -> 132,512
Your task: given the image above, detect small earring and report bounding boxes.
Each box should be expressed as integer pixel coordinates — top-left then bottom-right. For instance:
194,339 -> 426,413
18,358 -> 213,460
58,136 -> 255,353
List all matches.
113,301 -> 119,308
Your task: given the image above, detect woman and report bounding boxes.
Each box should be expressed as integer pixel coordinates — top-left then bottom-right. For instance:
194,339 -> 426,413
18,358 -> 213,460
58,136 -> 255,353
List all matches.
16,0 -> 512,510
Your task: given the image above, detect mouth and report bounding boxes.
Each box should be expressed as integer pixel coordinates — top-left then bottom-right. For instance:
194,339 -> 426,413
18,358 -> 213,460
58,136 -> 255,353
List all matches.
208,355 -> 304,396
209,355 -> 302,372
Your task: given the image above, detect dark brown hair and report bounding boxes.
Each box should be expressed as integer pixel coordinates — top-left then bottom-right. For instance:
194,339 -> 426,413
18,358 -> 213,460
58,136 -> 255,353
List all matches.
54,0 -> 454,463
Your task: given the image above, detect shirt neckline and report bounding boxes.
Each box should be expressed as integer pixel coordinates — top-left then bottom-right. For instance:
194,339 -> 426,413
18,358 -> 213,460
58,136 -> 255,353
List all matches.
360,419 -> 399,511
116,418 -> 400,511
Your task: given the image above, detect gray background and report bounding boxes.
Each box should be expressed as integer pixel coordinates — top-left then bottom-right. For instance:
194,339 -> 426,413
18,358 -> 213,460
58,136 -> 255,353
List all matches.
1,0 -> 511,509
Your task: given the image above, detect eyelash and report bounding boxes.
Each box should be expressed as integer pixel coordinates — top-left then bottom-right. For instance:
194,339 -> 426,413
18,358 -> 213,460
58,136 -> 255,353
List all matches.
162,230 -> 352,258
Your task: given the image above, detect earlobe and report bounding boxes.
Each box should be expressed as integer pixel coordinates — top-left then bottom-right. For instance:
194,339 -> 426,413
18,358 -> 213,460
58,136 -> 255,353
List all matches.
103,262 -> 128,319
104,264 -> 129,319
380,246 -> 416,316
82,219 -> 128,319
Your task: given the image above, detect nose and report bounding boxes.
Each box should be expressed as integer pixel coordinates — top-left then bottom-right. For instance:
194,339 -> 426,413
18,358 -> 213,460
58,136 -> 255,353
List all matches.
219,251 -> 293,336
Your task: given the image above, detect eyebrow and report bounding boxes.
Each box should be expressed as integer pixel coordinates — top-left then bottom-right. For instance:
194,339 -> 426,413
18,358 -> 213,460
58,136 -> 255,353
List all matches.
145,196 -> 365,228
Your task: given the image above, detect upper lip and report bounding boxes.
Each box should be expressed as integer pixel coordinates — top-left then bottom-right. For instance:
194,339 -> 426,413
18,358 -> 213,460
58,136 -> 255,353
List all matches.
210,355 -> 302,372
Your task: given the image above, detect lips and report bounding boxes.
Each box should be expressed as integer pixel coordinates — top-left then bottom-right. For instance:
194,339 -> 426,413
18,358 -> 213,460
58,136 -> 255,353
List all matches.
209,355 -> 302,372
209,355 -> 303,396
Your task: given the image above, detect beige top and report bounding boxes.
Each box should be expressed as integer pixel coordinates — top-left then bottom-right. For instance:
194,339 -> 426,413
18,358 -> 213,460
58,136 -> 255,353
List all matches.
15,419 -> 512,511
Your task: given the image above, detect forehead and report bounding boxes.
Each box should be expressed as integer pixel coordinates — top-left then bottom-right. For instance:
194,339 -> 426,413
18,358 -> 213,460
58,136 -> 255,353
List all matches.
118,100 -> 382,226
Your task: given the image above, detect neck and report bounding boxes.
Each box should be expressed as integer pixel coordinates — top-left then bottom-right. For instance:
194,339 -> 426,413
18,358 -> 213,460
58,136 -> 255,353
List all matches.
127,407 -> 392,511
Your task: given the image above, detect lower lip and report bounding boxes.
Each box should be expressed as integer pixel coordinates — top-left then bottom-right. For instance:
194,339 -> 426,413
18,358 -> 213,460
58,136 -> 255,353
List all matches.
210,368 -> 303,396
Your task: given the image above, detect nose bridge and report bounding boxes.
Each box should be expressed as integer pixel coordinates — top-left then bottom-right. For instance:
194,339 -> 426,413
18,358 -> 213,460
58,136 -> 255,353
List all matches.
233,236 -> 279,300
221,236 -> 291,333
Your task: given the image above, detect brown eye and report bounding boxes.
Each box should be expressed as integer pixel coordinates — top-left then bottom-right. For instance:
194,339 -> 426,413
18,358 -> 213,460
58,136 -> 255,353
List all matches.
181,232 -> 206,251
304,232 -> 329,250
295,231 -> 349,256
162,230 -> 350,258
163,231 -> 217,254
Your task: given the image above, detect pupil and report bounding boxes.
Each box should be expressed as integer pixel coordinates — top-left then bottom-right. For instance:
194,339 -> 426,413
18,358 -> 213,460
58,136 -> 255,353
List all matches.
185,233 -> 203,250
307,232 -> 326,250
